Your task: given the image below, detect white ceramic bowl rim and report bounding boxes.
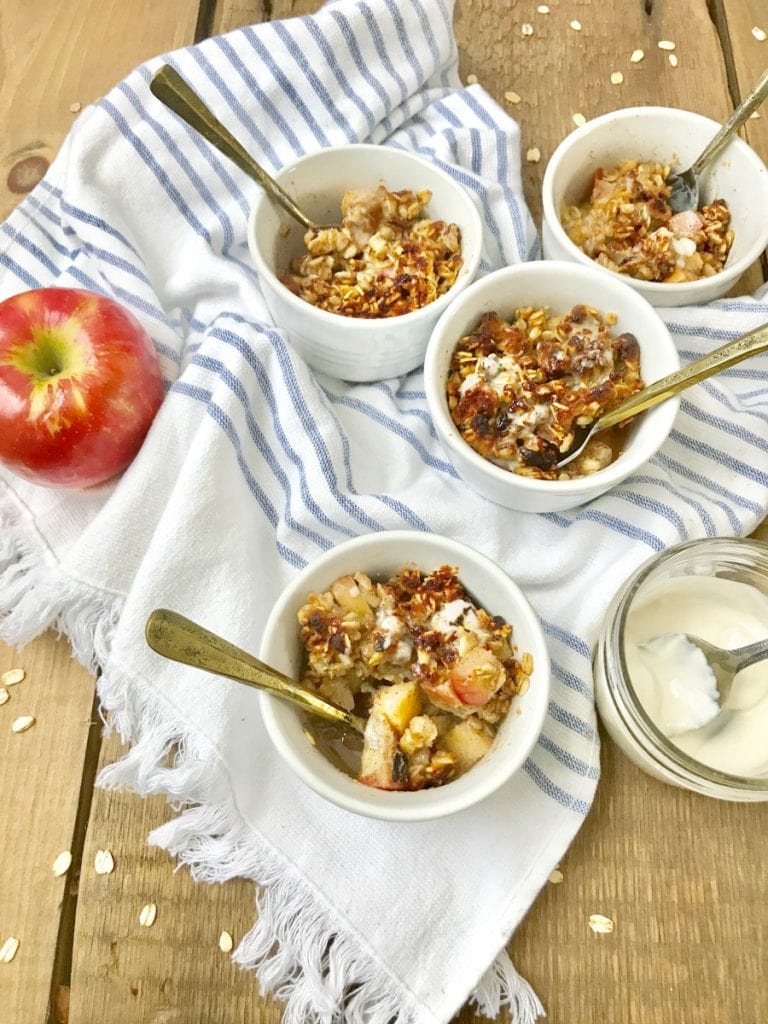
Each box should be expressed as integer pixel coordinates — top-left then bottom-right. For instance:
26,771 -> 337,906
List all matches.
248,143 -> 484,329
541,105 -> 768,294
425,260 -> 681,496
259,531 -> 551,822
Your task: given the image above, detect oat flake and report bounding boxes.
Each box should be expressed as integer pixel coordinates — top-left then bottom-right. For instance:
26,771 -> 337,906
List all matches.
69,101 -> 82,113
610,71 -> 624,85
570,20 -> 582,31
218,930 -> 234,953
505,90 -> 522,104
0,937 -> 20,964
466,73 -> 478,85
139,903 -> 157,927
521,23 -> 534,36
750,111 -> 762,119
668,54 -> 679,67
572,113 -> 586,127
11,715 -> 35,733
630,49 -> 645,63
658,40 -> 676,50
0,688 -> 9,706
752,26 -> 766,42
1,668 -> 25,687
94,849 -> 115,875
52,851 -> 73,877
526,147 -> 541,163
589,913 -> 615,934
548,868 -> 564,884
537,4 -> 550,12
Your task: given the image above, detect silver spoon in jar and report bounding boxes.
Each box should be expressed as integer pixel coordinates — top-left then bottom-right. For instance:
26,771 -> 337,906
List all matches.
667,66 -> 768,213
640,633 -> 768,713
149,64 -> 328,232
557,319 -> 768,468
145,608 -> 366,733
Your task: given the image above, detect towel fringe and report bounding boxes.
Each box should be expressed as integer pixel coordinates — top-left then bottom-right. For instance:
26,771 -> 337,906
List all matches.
0,489 -> 544,1024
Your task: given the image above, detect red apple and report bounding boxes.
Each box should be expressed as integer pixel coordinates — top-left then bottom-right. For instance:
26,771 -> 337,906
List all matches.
0,288 -> 164,488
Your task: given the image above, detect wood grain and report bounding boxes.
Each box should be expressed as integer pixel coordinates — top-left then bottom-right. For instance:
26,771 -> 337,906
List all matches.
2,1 -> 768,1024
69,732 -> 285,1024
0,634 -> 97,1024
719,0 -> 768,161
0,0 -> 201,221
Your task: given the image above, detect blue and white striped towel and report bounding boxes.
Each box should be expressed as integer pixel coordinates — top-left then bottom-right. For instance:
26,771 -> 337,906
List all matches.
2,1 -> 768,1022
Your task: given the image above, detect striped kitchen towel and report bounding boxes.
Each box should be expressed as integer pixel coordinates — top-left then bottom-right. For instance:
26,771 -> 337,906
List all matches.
1,1 -> 767,1022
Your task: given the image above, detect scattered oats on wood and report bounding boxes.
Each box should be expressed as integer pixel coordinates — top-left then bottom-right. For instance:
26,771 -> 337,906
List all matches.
218,930 -> 234,953
658,40 -> 676,50
537,4 -> 550,12
466,73 -> 478,85
570,20 -> 582,31
548,868 -> 564,884
505,90 -> 522,104
610,71 -> 624,85
526,147 -> 541,163
572,113 -> 586,127
11,715 -> 35,733
0,937 -> 20,964
752,26 -> 766,42
0,688 -> 9,707
94,849 -> 115,875
139,903 -> 157,927
1,668 -> 25,687
630,49 -> 645,63
668,54 -> 679,67
69,101 -> 81,113
52,851 -> 73,877
589,913 -> 615,934
521,23 -> 534,37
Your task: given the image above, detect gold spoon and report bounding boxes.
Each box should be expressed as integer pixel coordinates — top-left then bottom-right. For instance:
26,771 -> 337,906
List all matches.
557,320 -> 768,468
149,64 -> 320,232
668,66 -> 768,213
145,608 -> 366,733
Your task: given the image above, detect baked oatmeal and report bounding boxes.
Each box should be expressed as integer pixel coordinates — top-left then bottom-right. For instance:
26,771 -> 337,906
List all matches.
280,184 -> 463,317
446,305 -> 644,480
297,565 -> 533,791
561,159 -> 734,283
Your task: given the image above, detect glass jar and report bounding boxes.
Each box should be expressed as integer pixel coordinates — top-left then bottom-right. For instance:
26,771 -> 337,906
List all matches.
595,537 -> 768,802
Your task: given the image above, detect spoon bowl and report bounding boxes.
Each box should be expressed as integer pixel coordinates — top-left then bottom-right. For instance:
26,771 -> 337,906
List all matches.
667,67 -> 768,213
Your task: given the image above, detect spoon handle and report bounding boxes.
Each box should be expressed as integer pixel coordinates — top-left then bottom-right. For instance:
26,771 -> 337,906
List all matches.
149,64 -> 314,231
691,66 -> 768,177
145,608 -> 365,731
734,636 -> 768,674
595,320 -> 768,431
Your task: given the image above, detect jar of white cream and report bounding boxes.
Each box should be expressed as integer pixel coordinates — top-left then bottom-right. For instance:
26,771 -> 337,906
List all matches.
595,537 -> 768,802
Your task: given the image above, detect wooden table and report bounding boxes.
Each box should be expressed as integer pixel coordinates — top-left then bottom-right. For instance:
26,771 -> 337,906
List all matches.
2,2 -> 767,1022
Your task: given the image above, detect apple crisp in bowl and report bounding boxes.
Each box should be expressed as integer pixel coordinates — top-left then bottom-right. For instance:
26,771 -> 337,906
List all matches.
259,531 -> 550,821
280,185 -> 463,318
445,303 -> 644,481
298,565 -> 533,791
560,159 -> 734,284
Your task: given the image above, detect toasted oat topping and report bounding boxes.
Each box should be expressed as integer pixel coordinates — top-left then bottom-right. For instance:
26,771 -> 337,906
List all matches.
561,159 -> 734,283
280,184 -> 462,318
446,305 -> 644,480
298,566 -> 533,791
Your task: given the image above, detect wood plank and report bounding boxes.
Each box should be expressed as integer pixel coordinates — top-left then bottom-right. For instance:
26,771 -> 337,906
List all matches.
0,634 -> 97,1024
0,0 -> 201,221
69,733 -> 284,1024
719,1 -> 768,166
